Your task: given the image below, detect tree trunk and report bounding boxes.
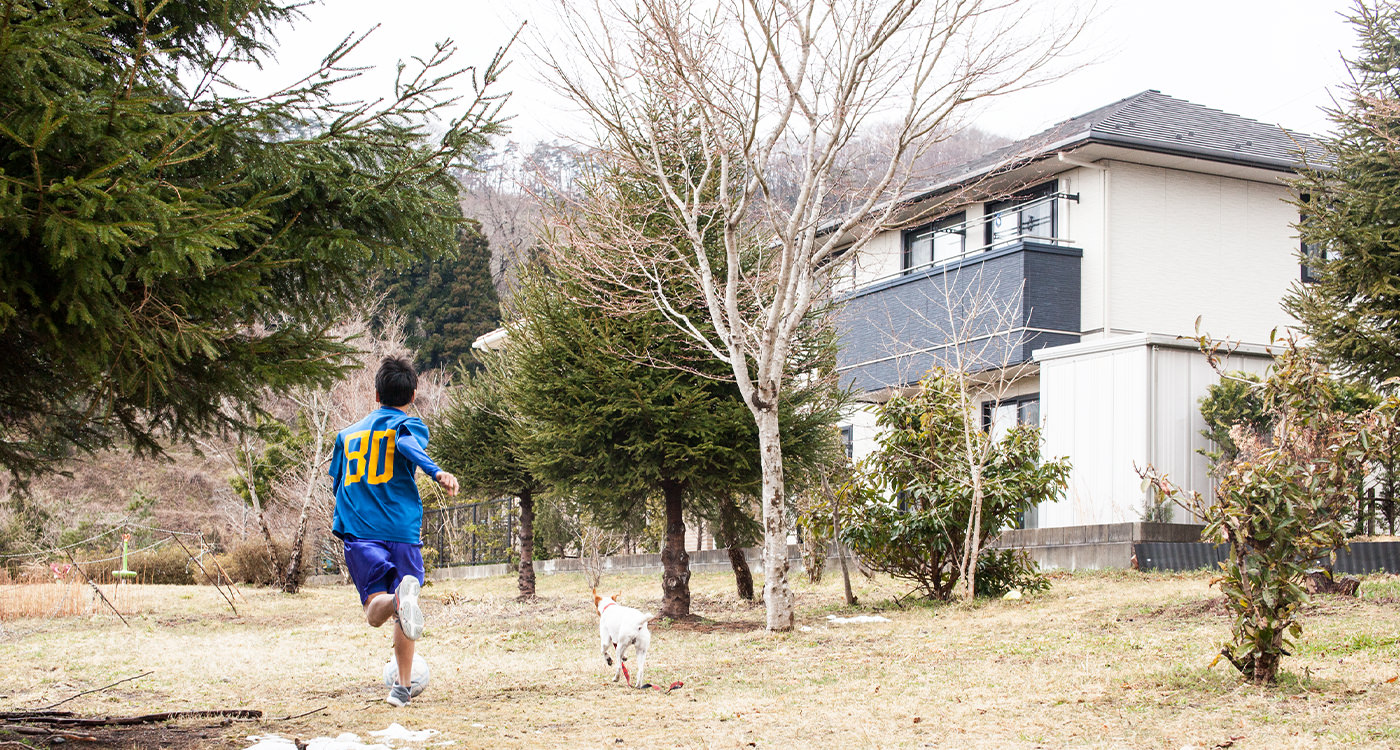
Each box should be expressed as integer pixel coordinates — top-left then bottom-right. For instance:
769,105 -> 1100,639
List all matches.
282,499 -> 312,594
728,544 -> 754,601
719,495 -> 754,600
958,469 -> 986,600
517,491 -> 537,600
756,407 -> 793,630
660,481 -> 690,619
833,490 -> 856,606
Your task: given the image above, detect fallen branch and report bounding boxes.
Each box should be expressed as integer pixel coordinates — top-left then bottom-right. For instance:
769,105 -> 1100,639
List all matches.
1,725 -> 98,742
273,706 -> 327,721
36,670 -> 154,711
4,709 -> 262,727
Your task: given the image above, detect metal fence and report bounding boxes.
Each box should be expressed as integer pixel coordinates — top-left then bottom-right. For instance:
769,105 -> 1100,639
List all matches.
421,497 -> 515,568
1135,541 -> 1400,574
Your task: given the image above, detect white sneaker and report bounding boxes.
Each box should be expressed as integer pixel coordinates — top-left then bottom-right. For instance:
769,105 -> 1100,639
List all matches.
395,575 -> 424,640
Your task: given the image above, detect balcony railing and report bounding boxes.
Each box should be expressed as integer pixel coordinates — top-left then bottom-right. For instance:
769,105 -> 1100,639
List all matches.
835,236 -> 1083,392
835,191 -> 1079,295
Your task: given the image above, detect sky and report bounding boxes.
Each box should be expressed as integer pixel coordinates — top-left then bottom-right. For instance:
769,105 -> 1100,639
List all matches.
238,0 -> 1360,146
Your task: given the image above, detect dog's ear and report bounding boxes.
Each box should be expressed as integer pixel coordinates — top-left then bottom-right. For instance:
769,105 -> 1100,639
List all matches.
613,590 -> 622,602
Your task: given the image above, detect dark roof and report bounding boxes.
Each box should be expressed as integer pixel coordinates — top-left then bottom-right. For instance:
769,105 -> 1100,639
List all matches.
909,90 -> 1324,200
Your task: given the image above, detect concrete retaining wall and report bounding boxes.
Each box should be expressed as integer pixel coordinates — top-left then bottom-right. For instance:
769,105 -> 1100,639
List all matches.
991,522 -> 1204,570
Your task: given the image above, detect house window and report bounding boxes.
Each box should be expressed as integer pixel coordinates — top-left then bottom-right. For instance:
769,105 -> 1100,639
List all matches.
985,182 -> 1057,249
982,394 -> 1041,439
981,394 -> 1042,529
903,212 -> 966,274
1298,203 -> 1337,283
840,425 -> 854,460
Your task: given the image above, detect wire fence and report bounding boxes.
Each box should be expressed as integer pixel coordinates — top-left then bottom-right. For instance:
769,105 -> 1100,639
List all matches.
420,497 -> 515,568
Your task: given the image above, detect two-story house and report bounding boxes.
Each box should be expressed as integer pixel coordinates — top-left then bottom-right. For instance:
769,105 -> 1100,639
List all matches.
835,90 -> 1320,566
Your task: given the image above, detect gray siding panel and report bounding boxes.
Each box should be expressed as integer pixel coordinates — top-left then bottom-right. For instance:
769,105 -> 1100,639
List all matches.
837,241 -> 1082,391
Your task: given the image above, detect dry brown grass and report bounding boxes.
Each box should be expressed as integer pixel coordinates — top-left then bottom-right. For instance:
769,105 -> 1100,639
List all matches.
3,569 -> 1400,749
0,581 -> 158,620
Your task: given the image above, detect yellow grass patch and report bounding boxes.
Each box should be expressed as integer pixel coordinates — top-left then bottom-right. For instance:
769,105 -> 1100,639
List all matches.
3,569 -> 1400,748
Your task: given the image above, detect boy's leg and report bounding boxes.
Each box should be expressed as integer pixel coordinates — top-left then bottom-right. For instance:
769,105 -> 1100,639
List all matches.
365,591 -> 396,627
394,621 -> 415,690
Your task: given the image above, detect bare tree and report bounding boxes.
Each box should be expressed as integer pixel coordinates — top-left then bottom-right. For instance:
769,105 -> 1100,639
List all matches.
539,0 -> 1085,629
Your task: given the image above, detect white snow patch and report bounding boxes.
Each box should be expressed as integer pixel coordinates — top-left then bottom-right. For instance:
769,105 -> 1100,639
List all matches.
245,728 -> 435,750
370,723 -> 439,742
825,614 -> 891,624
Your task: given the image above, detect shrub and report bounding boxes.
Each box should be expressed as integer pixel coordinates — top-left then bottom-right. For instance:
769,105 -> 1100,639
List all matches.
215,540 -> 315,586
1144,339 -> 1389,683
975,549 -> 1048,598
839,372 -> 1070,601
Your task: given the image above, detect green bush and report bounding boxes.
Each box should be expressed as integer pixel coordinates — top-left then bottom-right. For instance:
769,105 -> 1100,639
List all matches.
975,549 -> 1048,598
839,370 -> 1070,601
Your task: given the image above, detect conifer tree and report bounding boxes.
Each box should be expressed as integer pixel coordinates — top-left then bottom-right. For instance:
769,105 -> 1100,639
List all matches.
432,352 -> 546,600
1287,1 -> 1400,382
0,0 -> 507,481
379,223 -> 502,372
506,263 -> 842,619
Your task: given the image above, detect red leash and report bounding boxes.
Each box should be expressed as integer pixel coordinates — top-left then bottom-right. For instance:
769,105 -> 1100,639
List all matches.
603,601 -> 682,692
619,663 -> 683,693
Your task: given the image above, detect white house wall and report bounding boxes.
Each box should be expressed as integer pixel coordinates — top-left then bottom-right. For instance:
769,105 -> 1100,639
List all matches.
1036,337 -> 1276,528
1145,345 -> 1274,523
1037,344 -> 1148,526
1106,162 -> 1298,344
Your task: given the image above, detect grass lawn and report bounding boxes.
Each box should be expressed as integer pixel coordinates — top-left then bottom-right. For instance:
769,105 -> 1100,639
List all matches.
4,567 -> 1400,749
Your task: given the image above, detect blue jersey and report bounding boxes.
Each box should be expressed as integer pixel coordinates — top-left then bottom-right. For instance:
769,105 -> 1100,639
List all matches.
329,407 -> 442,544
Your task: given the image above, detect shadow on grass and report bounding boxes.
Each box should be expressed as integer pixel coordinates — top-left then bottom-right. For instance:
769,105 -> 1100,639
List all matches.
654,615 -> 763,634
1141,663 -> 1350,697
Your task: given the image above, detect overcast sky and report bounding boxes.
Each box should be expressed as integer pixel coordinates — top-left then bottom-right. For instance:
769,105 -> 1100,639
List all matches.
242,0 -> 1359,146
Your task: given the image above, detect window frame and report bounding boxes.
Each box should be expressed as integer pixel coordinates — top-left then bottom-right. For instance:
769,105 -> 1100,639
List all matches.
901,211 -> 967,275
984,181 -> 1058,249
1298,197 -> 1337,284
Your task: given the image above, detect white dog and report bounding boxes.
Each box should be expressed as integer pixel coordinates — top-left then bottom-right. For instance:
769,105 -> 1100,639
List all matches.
593,590 -> 652,688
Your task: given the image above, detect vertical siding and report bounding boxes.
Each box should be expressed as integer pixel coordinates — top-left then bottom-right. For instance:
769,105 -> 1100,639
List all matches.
1148,347 -> 1274,521
1038,345 -> 1148,527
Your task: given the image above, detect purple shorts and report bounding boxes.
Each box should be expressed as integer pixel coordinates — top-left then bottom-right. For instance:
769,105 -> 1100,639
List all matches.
342,537 -> 425,605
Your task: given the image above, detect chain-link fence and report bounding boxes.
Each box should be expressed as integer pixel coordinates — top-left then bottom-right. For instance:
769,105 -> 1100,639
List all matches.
421,497 -> 515,568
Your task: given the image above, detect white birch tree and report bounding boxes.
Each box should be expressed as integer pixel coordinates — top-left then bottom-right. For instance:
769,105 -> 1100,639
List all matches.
539,0 -> 1085,630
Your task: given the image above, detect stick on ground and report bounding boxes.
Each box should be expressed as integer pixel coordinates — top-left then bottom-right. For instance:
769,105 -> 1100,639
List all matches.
36,671 -> 153,711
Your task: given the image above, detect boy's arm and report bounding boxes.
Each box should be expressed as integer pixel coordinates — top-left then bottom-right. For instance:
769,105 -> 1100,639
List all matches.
398,423 -> 458,496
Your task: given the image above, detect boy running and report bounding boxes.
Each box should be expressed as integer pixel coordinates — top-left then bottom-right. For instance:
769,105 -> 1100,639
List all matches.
329,356 -> 459,707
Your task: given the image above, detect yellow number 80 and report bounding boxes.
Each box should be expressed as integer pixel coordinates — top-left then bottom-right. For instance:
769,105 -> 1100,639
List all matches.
344,429 -> 398,485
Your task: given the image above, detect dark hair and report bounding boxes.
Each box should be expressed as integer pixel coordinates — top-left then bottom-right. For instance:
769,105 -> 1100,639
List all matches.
375,356 -> 418,407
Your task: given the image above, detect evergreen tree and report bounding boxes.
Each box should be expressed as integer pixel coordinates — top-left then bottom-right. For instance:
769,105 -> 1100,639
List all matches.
507,265 -> 843,619
0,0 -> 507,482
379,223 -> 502,372
432,352 -> 546,600
1287,1 -> 1400,382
